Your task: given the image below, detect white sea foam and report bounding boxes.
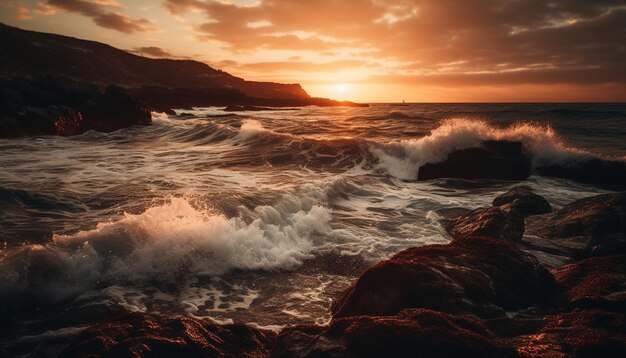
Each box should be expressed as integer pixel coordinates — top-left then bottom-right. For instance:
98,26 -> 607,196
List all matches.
1,194 -> 332,302
150,111 -> 171,125
238,119 -> 274,140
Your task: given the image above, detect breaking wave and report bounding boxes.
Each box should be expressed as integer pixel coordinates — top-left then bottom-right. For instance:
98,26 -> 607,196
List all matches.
370,118 -> 598,180
0,192 -> 332,304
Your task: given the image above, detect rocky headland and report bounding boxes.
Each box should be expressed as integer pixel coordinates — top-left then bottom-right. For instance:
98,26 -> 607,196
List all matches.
0,23 -> 367,138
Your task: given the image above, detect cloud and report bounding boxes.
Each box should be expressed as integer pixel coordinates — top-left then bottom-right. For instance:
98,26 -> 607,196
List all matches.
240,60 -> 369,73
163,0 -> 626,88
33,2 -> 57,15
131,46 -> 173,58
13,6 -> 32,20
45,0 -> 152,33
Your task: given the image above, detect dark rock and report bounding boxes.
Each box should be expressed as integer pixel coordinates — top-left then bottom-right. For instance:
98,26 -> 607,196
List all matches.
552,255 -> 626,311
0,77 -> 151,137
536,158 -> 626,188
446,186 -> 550,242
273,309 -> 517,358
81,84 -> 151,133
418,140 -> 532,181
332,237 -> 554,318
524,192 -> 626,258
446,205 -> 525,241
492,186 -> 552,216
512,309 -> 626,358
59,311 -> 276,357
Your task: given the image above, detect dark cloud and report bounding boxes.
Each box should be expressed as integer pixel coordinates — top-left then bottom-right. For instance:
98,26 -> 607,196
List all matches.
47,0 -> 151,33
163,0 -> 626,86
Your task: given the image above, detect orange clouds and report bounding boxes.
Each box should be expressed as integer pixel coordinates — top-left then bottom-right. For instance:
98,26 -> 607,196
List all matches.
44,0 -> 152,32
164,0 -> 626,89
6,0 -> 626,101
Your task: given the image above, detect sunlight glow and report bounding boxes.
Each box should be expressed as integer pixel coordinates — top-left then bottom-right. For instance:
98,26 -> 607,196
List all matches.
335,83 -> 349,93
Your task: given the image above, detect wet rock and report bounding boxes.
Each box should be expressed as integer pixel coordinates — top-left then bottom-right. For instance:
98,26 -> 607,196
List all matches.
492,186 -> 552,216
59,311 -> 276,357
552,255 -> 626,311
446,205 -> 525,241
418,140 -> 532,181
273,309 -> 516,358
524,192 -> 626,259
0,77 -> 151,137
512,309 -> 626,358
332,237 -> 554,319
446,186 -> 550,242
536,158 -> 626,188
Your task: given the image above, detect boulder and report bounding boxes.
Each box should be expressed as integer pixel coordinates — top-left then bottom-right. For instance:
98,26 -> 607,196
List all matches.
492,186 -> 552,216
446,186 -> 551,242
524,192 -> 626,258
59,311 -> 276,358
332,237 -> 554,319
552,255 -> 626,311
273,309 -> 516,358
446,205 -> 525,241
418,140 -> 532,181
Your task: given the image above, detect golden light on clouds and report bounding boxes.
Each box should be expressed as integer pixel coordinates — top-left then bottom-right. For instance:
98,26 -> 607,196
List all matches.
1,0 -> 625,102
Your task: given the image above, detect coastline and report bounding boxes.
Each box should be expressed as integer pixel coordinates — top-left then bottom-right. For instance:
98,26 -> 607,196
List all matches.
4,188 -> 624,356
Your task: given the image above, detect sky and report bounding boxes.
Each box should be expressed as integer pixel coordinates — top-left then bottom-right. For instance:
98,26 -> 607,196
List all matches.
1,0 -> 626,102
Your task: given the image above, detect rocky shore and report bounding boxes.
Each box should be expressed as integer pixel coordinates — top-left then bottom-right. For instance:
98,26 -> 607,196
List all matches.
0,76 -> 151,138
5,188 -> 618,357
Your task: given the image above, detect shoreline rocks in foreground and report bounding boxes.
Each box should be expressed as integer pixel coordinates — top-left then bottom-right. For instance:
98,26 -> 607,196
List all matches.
5,188 -> 626,357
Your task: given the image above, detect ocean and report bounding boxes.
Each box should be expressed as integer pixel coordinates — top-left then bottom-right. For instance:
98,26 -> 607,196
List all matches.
1,103 -> 625,344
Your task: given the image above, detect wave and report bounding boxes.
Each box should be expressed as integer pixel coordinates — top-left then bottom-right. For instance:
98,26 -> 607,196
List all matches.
238,119 -> 286,141
0,190 -> 333,305
152,115 -> 622,183
369,118 -> 599,181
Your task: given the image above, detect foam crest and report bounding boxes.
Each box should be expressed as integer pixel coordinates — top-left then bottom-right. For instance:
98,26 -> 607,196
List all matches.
150,111 -> 171,125
1,196 -> 331,303
238,119 -> 275,140
371,118 -> 576,180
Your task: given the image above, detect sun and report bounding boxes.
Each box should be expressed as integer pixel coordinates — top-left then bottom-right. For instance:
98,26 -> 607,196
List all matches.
335,83 -> 349,93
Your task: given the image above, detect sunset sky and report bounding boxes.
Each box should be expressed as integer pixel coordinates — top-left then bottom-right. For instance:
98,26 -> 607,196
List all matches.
2,0 -> 625,102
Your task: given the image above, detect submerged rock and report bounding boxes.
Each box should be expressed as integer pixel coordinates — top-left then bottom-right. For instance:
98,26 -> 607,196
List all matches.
446,186 -> 551,242
418,140 -> 532,181
273,309 -> 516,358
60,311 -> 276,357
536,158 -> 626,188
332,237 -> 554,318
524,192 -> 626,258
